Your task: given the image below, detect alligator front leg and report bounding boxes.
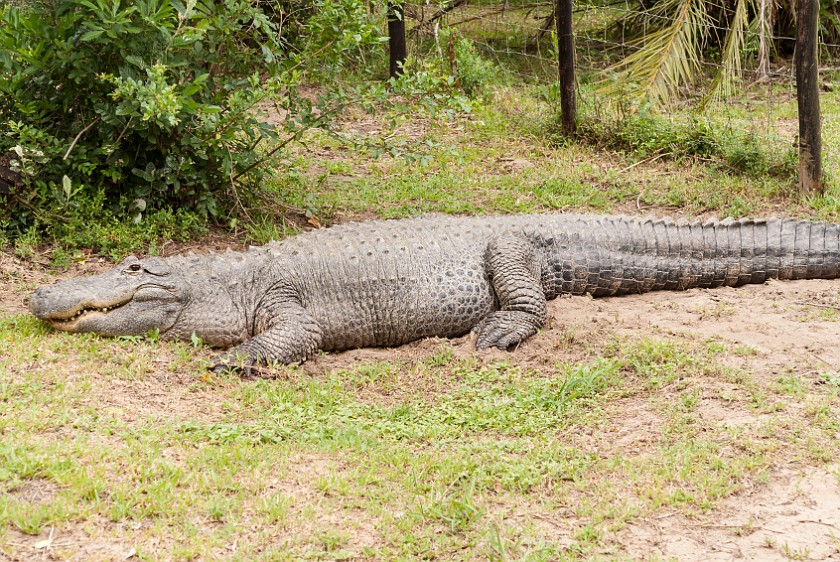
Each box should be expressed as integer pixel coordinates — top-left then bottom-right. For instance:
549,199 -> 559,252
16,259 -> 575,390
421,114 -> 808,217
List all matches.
475,234 -> 547,349
212,302 -> 323,375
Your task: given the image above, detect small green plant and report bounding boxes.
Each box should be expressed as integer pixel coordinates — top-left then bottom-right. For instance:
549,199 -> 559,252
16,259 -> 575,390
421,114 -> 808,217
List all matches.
146,329 -> 160,344
258,493 -> 291,524
205,494 -> 233,523
12,225 -> 39,260
438,29 -> 498,98
190,332 -> 203,348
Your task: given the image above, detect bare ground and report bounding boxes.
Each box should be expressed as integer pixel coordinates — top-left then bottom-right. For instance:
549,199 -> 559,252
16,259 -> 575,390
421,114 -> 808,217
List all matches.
2,247 -> 840,560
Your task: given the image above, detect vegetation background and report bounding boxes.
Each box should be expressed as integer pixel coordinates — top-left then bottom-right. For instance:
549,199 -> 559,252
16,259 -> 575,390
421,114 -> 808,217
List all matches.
2,0 -> 840,255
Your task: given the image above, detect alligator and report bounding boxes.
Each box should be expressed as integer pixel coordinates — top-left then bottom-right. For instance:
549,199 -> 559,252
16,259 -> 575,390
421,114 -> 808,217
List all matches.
29,213 -> 840,372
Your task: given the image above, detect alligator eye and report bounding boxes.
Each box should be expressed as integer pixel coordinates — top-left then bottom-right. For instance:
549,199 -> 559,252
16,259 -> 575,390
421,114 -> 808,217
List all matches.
127,264 -> 142,273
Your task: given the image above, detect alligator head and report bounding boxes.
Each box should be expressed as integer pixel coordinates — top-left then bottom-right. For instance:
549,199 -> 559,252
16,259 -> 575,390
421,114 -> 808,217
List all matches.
29,256 -> 187,338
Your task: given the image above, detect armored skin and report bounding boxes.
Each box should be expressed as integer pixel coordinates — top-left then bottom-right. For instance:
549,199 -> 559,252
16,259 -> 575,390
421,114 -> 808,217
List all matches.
29,213 -> 840,371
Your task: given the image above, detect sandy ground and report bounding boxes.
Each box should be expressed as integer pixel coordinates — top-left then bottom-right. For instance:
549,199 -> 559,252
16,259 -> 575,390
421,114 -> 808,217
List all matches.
2,248 -> 840,560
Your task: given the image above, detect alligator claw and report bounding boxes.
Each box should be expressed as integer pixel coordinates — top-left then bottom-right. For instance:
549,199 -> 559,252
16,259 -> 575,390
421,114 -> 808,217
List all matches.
474,311 -> 539,350
211,352 -> 258,377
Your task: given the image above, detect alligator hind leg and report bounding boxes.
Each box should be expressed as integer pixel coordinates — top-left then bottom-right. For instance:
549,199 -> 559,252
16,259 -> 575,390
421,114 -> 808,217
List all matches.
475,235 -> 547,350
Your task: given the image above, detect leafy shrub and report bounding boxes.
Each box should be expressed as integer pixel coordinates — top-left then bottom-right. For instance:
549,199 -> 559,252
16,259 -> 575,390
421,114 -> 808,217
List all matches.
0,0 -> 398,243
0,0 -> 480,250
0,0 -> 287,233
445,30 -> 498,98
378,29 -> 496,122
300,0 -> 389,79
410,29 -> 499,100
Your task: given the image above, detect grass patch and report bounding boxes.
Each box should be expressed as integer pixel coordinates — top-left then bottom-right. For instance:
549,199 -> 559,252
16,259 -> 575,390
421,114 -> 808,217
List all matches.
4,302 -> 838,559
569,107 -> 797,179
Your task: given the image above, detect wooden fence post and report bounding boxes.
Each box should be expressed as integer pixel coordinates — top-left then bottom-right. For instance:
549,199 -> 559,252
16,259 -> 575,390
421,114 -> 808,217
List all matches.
388,1 -> 407,79
795,0 -> 822,195
555,0 -> 576,136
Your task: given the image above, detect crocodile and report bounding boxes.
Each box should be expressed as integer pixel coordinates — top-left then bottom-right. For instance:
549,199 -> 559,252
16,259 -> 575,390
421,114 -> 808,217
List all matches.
29,213 -> 840,371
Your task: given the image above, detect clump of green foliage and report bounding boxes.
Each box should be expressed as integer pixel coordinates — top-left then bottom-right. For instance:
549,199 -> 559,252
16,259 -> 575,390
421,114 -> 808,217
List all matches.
0,1 -> 492,251
0,0 -> 285,227
438,29 -> 498,98
0,0 -> 390,246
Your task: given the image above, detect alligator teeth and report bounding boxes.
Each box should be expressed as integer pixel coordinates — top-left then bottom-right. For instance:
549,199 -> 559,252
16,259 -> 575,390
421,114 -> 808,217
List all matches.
60,306 -> 119,322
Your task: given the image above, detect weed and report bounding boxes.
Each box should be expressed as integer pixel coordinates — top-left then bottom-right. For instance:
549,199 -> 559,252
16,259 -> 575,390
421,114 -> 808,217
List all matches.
775,375 -> 807,398
12,226 -> 39,260
258,493 -> 292,524
781,542 -> 811,560
245,216 -> 300,246
733,345 -> 759,356
798,305 -> 839,322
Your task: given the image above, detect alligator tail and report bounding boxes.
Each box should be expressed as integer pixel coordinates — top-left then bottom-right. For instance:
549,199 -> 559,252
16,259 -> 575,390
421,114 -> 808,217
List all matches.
545,217 -> 840,297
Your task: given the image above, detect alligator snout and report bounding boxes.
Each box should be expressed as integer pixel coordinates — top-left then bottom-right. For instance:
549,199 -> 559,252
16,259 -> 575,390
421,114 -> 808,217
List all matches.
29,285 -> 55,319
29,280 -> 100,321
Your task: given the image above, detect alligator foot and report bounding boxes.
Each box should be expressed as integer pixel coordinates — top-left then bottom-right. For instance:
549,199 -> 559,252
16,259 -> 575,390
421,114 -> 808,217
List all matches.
212,352 -> 259,377
474,311 -> 540,350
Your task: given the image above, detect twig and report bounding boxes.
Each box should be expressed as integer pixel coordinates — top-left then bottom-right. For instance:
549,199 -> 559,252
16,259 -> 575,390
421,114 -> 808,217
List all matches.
105,117 -> 134,163
12,193 -> 68,222
230,130 -> 305,182
537,10 -> 554,41
63,116 -> 101,160
531,513 -> 569,528
797,519 -> 840,529
410,0 -> 468,36
652,510 -> 679,519
227,150 -> 255,225
618,152 -> 665,174
113,117 -> 134,148
793,300 -> 838,310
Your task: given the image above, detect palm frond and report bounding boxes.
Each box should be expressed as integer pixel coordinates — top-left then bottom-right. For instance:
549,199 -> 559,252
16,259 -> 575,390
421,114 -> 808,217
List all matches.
755,0 -> 774,79
601,0 -> 709,107
701,0 -> 749,108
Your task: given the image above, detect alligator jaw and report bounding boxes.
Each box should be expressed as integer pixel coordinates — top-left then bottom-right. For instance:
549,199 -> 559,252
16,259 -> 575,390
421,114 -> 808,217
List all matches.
46,299 -> 131,331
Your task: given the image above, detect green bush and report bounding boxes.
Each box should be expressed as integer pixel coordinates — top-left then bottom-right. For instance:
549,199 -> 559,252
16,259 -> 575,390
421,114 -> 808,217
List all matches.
0,0 -> 397,242
447,31 -> 498,98
0,0 -> 287,233
0,1 -> 482,250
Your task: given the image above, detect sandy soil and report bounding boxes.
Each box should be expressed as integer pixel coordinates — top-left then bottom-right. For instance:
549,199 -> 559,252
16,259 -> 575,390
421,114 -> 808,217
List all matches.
2,247 -> 840,560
